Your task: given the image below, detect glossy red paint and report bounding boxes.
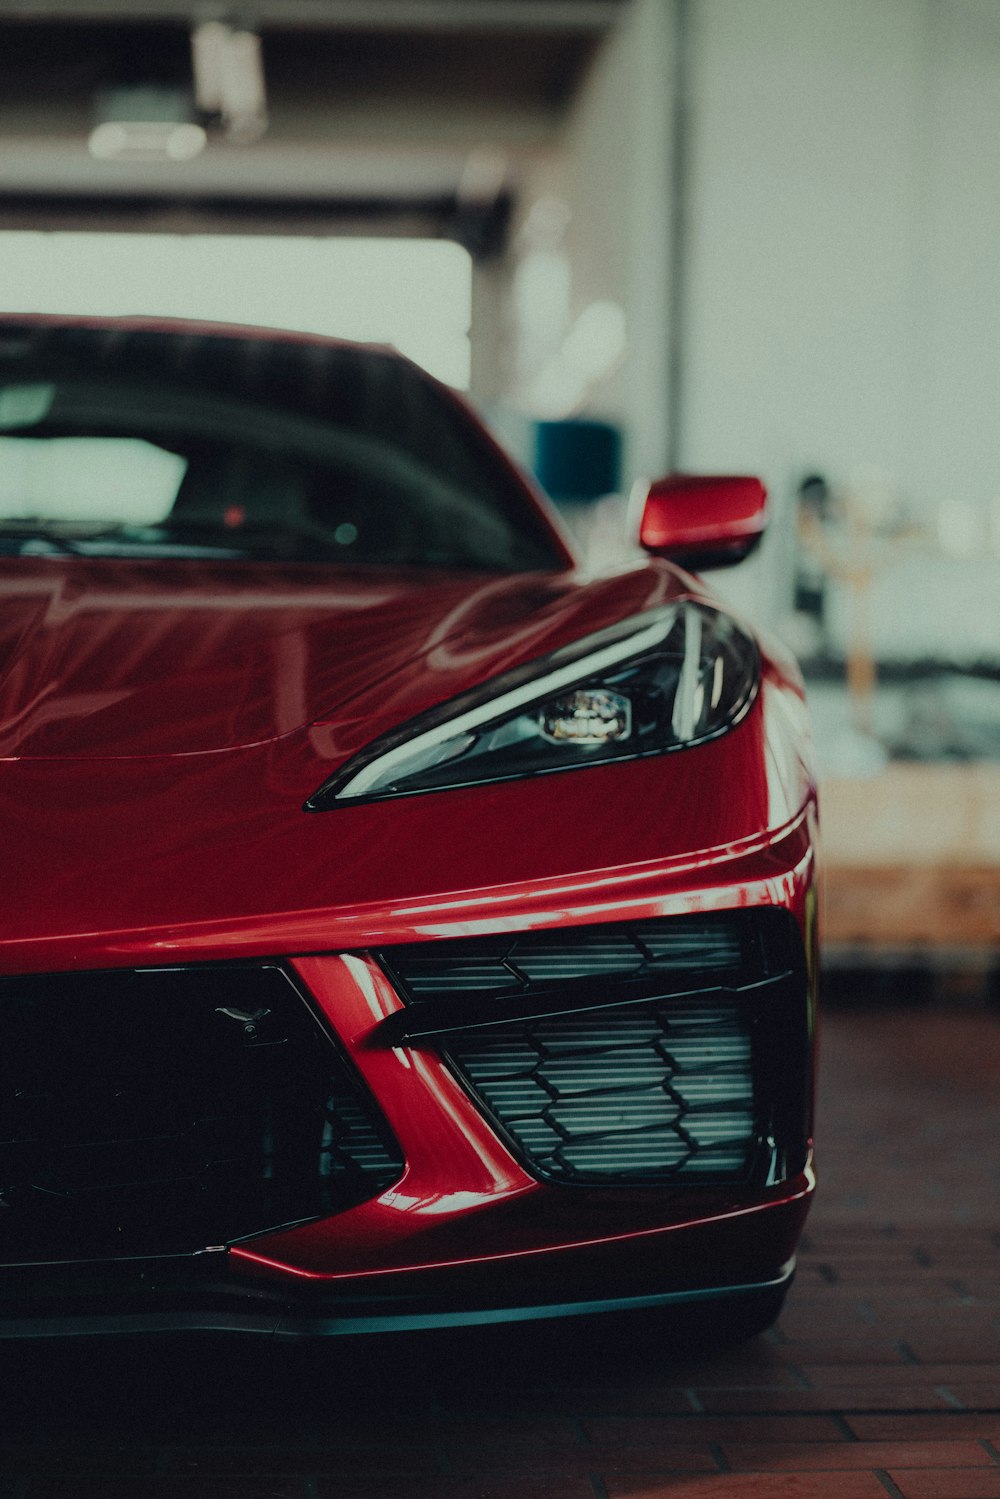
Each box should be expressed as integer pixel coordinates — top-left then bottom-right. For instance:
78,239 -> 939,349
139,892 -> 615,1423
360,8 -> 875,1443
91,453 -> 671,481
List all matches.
223,948 -> 813,1290
0,683 -> 814,974
0,315 -> 818,1337
0,556 -> 674,760
0,544 -> 813,971
640,475 -> 768,568
230,1184 -> 813,1300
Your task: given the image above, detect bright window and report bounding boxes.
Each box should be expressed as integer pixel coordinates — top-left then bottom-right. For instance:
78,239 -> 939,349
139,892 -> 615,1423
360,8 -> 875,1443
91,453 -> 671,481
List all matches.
0,433 -> 186,524
0,231 -> 472,389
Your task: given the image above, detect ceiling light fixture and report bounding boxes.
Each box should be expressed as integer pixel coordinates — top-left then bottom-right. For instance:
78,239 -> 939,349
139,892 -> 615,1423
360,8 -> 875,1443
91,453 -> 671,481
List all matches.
88,86 -> 206,162
192,21 -> 268,144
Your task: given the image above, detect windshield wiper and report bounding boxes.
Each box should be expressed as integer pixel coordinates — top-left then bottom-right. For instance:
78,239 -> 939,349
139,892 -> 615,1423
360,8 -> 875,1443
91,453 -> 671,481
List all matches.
0,522 -> 248,560
0,523 -> 114,556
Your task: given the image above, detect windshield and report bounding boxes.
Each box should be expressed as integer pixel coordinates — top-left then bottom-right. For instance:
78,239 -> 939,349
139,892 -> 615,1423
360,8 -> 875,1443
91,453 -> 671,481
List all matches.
0,345 -> 560,572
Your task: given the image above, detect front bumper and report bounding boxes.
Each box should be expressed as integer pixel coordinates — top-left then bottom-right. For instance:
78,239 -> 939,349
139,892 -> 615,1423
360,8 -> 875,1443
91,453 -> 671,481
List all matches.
0,811 -> 817,1338
0,1196 -> 808,1339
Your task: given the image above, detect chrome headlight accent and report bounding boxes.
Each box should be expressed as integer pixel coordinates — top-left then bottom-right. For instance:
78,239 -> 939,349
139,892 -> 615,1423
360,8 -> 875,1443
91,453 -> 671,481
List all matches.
306,602 -> 758,809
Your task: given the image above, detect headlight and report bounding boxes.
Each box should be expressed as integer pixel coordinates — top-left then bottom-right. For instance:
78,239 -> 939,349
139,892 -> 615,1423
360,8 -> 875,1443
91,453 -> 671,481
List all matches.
306,601 -> 758,809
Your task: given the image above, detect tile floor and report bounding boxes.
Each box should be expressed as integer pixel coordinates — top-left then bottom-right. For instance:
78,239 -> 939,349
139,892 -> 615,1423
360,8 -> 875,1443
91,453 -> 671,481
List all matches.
1,1001 -> 998,1499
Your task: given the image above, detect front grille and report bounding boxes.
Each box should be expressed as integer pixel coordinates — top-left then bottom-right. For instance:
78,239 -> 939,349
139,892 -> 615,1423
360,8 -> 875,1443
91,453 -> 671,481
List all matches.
389,920 -> 742,999
0,965 -> 402,1265
453,996 -> 755,1180
379,910 -> 808,1187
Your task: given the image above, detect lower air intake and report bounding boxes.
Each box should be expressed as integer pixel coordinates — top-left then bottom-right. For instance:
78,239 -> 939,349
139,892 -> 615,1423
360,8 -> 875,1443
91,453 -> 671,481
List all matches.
0,965 -> 402,1265
449,995 -> 755,1182
379,910 -> 808,1187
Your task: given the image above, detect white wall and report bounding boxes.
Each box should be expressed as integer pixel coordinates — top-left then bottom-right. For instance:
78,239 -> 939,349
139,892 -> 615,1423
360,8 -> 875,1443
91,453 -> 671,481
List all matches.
560,0 -> 675,480
492,0 -> 1000,657
680,0 -> 1000,645
684,0 -> 925,486
499,0 -> 676,484
918,1 -> 1000,513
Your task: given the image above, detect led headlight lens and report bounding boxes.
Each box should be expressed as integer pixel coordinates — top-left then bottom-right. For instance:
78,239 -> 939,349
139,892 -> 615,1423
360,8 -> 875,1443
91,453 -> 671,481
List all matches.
539,688 -> 632,745
306,601 -> 757,808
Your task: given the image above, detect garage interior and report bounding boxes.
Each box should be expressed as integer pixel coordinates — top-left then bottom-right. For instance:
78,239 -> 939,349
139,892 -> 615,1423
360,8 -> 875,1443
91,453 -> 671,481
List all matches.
1,0 -> 998,1493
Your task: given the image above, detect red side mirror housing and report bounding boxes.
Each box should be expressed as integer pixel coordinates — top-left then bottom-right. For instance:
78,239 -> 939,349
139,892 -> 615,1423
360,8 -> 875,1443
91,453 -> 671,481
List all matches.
638,474 -> 768,570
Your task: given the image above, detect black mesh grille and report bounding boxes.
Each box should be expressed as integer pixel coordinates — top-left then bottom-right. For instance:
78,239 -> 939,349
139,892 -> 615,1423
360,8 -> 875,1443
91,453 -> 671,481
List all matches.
450,996 -> 755,1181
0,965 -> 402,1265
391,919 -> 742,1001
379,910 -> 808,1187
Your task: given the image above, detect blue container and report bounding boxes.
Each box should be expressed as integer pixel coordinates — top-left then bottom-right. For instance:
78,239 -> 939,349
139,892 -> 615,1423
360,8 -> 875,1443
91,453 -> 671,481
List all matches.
533,419 -> 622,503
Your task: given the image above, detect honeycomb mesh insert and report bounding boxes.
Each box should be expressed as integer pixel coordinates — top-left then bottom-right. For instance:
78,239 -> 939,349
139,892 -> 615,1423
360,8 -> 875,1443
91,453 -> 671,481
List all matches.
448,995 -> 755,1182
378,912 -> 800,1186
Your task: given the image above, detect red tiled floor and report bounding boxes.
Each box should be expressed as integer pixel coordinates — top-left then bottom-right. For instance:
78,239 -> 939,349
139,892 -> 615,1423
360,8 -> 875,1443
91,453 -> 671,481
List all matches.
697,1386 -> 967,1413
722,1440 -> 995,1469
847,1417 -> 1000,1440
799,1366 -> 1000,1388
580,1415 -> 848,1444
2,1003 -> 999,1499
887,1473 -> 1000,1499
604,1475 -> 891,1497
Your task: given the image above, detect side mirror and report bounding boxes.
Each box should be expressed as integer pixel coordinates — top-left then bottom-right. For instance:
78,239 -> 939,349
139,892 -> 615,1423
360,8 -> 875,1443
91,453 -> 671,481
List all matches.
638,474 -> 768,570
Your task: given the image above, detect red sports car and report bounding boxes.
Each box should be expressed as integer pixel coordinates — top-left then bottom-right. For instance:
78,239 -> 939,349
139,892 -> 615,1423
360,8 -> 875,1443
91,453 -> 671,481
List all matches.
0,315 -> 817,1340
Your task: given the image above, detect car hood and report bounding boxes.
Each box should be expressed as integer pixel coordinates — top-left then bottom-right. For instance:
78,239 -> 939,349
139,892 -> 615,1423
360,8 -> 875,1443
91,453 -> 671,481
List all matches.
0,556 -> 683,760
